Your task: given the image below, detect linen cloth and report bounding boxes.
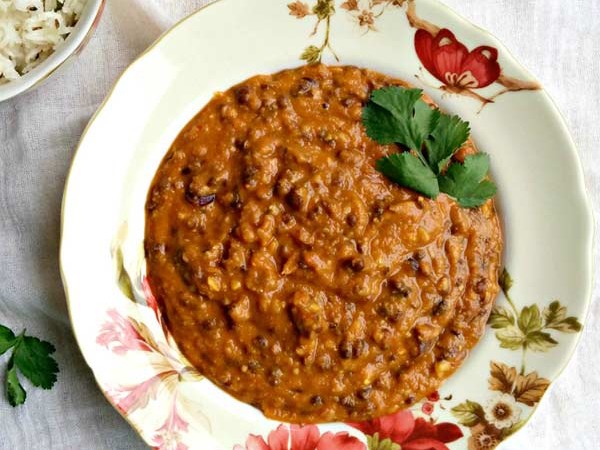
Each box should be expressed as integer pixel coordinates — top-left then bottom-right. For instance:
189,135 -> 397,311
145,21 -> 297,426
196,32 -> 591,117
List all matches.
0,0 -> 598,448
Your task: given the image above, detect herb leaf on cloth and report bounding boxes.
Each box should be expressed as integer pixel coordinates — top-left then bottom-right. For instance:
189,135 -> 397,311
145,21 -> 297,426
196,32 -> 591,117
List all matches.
1,325 -> 59,406
6,357 -> 26,407
0,325 -> 16,355
13,336 -> 59,389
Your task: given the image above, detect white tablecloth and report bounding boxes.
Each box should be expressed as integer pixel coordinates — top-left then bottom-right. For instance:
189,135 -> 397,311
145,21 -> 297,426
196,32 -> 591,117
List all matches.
0,1 -> 597,448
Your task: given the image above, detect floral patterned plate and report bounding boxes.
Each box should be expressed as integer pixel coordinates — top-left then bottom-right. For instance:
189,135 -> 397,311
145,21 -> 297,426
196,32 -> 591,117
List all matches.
60,1 -> 594,449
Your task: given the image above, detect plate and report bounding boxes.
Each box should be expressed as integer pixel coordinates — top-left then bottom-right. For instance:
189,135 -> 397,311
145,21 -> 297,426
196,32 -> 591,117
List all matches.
60,1 -> 594,449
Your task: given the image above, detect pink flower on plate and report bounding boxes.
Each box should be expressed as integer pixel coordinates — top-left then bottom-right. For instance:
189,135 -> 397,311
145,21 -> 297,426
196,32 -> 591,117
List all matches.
96,308 -> 153,354
151,396 -> 190,450
234,425 -> 289,450
349,410 -> 462,450
108,370 -> 177,415
316,431 -> 366,450
233,424 -> 365,450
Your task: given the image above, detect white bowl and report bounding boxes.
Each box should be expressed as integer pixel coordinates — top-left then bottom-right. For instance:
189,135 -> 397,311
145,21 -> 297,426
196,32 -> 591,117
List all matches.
0,0 -> 105,102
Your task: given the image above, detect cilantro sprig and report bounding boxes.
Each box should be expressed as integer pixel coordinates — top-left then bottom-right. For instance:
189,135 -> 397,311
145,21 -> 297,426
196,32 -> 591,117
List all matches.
363,86 -> 496,207
0,324 -> 59,406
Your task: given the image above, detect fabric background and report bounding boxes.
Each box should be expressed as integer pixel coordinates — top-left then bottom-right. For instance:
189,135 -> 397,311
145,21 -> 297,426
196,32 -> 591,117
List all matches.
0,0 -> 598,448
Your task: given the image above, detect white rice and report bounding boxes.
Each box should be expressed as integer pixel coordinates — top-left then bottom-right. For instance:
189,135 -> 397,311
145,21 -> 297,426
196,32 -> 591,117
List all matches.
0,0 -> 87,84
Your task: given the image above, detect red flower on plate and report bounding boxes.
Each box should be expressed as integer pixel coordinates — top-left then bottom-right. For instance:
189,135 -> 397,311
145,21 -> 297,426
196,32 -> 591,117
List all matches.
349,410 -> 462,450
316,431 -> 365,450
233,424 -> 365,450
427,391 -> 441,402
142,275 -> 170,338
415,28 -> 501,90
422,402 -> 435,416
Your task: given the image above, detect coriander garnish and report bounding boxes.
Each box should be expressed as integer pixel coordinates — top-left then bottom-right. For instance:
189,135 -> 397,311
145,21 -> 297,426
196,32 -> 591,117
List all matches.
363,86 -> 496,208
0,324 -> 59,406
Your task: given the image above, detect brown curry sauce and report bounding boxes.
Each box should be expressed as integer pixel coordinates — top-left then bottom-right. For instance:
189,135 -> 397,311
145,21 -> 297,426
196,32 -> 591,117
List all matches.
144,64 -> 503,423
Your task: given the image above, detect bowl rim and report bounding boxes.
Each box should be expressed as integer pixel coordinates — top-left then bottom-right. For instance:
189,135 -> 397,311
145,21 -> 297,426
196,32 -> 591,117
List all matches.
0,0 -> 106,103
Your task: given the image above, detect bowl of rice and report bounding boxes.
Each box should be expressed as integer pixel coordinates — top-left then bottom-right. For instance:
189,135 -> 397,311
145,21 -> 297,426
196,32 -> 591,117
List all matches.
0,0 -> 105,102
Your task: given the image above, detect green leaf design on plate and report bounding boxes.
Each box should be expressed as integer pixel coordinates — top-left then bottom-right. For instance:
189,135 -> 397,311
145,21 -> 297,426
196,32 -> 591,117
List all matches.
312,0 -> 335,20
524,331 -> 558,352
367,434 -> 401,450
451,400 -> 485,427
496,326 -> 525,350
491,271 -> 582,366
115,247 -> 135,301
300,45 -> 321,64
498,268 -> 513,295
517,305 -> 543,335
489,306 -> 516,329
543,300 -> 583,333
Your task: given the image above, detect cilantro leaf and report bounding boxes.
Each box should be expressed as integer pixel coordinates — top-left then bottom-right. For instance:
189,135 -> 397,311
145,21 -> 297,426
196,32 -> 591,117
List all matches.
365,87 -> 440,150
362,103 -> 407,145
438,154 -> 497,207
376,153 -> 439,198
425,113 -> 470,174
1,325 -> 59,406
6,357 -> 26,407
13,336 -> 59,389
364,86 -> 496,208
0,325 -> 16,355
370,86 -> 423,117
413,100 -> 442,148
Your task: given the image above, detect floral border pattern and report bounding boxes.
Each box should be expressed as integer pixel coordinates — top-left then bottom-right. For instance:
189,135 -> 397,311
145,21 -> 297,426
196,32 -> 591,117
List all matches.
104,246 -> 583,449
233,424 -> 366,450
288,0 -> 540,108
98,265 -> 204,450
447,270 -> 582,449
349,407 -> 463,450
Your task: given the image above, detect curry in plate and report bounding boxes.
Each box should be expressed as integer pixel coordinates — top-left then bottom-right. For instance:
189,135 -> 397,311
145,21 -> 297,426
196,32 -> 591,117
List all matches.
144,64 -> 502,423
